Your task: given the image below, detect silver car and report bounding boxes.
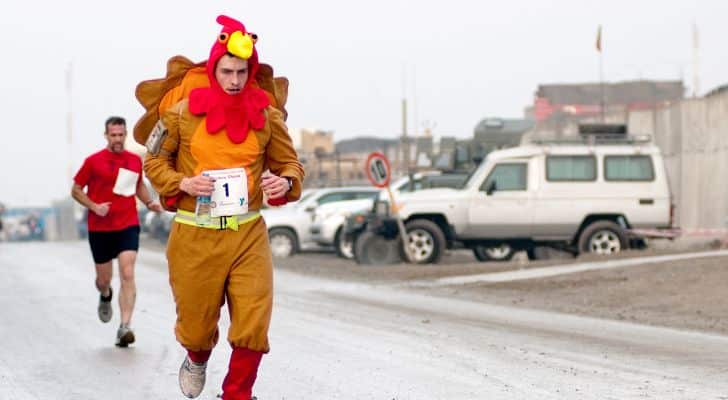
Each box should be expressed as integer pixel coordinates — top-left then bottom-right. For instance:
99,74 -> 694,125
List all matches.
262,187 -> 380,258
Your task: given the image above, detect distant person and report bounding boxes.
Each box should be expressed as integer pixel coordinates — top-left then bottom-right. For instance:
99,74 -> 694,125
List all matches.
71,116 -> 163,347
0,202 -> 5,239
25,212 -> 43,240
139,15 -> 303,399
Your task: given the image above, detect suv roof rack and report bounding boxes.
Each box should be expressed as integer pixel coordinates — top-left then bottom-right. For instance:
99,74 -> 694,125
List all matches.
530,133 -> 652,145
578,123 -> 627,135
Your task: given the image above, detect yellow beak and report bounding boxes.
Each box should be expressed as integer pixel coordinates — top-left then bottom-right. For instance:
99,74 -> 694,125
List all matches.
227,31 -> 254,60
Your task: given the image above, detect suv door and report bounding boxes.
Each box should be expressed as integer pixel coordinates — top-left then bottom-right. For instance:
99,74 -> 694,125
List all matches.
465,160 -> 533,238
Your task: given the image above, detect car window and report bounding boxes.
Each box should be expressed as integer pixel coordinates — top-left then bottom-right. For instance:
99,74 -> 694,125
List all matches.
481,163 -> 528,191
394,179 -> 410,192
354,191 -> 379,200
546,155 -> 596,181
397,179 -> 423,193
297,191 -> 317,204
604,155 -> 654,181
317,192 -> 354,205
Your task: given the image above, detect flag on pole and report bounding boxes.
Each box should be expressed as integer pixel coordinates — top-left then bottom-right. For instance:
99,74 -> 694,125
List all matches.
596,25 -> 602,52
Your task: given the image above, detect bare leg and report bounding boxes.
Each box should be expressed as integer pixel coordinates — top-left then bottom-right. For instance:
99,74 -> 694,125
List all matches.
95,261 -> 113,296
117,250 -> 137,325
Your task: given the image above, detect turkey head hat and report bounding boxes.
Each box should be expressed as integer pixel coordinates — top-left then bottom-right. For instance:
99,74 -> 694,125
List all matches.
189,15 -> 270,144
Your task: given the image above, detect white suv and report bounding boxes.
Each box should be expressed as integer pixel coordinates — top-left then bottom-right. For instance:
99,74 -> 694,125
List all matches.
261,187 -> 379,257
391,133 -> 674,263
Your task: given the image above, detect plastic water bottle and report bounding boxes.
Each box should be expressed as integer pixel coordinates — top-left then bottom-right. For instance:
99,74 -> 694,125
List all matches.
195,173 -> 212,225
195,195 -> 211,225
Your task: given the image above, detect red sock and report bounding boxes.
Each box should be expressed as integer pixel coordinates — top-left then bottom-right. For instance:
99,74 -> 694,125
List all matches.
221,347 -> 263,400
187,349 -> 212,364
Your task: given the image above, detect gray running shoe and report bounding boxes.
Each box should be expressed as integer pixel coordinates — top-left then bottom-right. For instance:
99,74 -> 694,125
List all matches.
115,323 -> 135,347
179,356 -> 207,398
97,288 -> 112,323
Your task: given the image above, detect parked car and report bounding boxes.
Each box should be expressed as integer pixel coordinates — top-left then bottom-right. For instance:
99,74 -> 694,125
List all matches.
309,198 -> 379,258
146,210 -> 175,243
350,127 -> 674,264
310,171 -> 468,259
261,187 -> 380,258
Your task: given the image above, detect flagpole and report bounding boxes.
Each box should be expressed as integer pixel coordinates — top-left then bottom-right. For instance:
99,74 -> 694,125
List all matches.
597,25 -> 605,122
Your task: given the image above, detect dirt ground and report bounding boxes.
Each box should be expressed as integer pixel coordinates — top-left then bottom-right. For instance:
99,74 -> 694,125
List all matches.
272,238 -> 728,336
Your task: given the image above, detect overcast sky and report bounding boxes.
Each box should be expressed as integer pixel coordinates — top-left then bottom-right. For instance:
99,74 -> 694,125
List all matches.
1,0 -> 726,206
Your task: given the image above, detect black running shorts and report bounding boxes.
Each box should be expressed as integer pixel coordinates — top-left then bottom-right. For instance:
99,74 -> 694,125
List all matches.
88,225 -> 140,264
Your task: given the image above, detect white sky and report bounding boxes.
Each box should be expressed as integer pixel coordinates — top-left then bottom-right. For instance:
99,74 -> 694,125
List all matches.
1,0 -> 726,206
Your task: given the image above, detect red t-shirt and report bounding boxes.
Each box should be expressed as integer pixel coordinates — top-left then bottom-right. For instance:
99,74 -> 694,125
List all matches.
74,149 -> 143,232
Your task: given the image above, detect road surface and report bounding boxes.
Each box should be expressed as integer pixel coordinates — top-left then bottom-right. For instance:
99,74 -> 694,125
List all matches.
1,241 -> 726,399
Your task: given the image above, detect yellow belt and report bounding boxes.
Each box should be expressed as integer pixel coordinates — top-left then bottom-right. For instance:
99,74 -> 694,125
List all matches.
174,209 -> 260,231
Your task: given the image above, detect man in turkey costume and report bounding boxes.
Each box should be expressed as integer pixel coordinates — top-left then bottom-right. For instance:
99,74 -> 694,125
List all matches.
136,15 -> 304,399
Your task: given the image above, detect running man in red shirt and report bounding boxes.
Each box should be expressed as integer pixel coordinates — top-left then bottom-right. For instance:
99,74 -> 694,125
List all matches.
72,116 -> 163,347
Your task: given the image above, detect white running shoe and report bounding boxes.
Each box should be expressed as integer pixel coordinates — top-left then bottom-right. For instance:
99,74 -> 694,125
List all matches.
179,356 -> 207,398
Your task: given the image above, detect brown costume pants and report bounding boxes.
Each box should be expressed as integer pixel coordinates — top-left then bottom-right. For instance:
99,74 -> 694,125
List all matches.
166,216 -> 272,353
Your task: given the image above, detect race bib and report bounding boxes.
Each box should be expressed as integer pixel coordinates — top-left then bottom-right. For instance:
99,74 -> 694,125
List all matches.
113,168 -> 139,197
206,168 -> 248,217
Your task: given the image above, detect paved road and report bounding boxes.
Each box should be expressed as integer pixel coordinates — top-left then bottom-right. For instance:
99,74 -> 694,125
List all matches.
1,241 -> 727,399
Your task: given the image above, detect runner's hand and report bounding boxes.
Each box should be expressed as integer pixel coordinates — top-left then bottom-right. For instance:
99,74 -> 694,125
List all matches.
180,175 -> 216,197
93,202 -> 112,217
262,175 -> 288,199
146,201 -> 164,213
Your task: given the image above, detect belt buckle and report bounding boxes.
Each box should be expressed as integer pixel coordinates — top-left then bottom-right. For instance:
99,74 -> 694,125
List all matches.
214,215 -> 239,231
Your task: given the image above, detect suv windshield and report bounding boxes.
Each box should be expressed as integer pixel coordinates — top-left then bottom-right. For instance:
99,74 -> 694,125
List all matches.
460,155 -> 488,189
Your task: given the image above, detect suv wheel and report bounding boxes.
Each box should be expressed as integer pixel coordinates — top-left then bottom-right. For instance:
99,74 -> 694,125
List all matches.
403,219 -> 446,264
354,231 -> 401,265
473,243 -> 514,262
577,221 -> 628,255
334,229 -> 355,259
269,228 -> 297,258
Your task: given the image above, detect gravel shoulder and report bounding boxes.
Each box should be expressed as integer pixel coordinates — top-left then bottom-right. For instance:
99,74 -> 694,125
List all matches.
270,238 -> 728,336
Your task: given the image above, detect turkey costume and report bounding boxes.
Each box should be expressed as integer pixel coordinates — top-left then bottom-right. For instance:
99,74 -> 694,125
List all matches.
137,15 -> 304,399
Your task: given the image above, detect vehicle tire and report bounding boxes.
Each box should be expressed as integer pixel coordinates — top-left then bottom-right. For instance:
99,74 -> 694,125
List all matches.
473,243 -> 514,262
354,231 -> 402,265
526,246 -> 549,260
527,246 -> 576,261
577,220 -> 628,255
402,219 -> 446,264
268,228 -> 298,258
334,228 -> 355,259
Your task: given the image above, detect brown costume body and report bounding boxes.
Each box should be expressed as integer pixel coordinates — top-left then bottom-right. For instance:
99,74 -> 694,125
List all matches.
144,100 -> 303,353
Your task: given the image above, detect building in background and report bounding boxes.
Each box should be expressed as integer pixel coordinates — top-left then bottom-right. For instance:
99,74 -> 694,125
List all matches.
530,80 -> 684,121
526,80 -> 685,138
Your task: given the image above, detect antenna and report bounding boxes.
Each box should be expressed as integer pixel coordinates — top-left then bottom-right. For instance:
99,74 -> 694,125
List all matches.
692,22 -> 700,97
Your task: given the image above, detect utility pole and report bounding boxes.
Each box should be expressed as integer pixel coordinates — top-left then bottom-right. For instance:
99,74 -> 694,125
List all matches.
66,62 -> 74,184
401,98 -> 409,176
335,150 -> 341,187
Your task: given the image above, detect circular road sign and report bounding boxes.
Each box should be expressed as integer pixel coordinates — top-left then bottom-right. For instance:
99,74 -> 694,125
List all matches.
365,152 -> 391,188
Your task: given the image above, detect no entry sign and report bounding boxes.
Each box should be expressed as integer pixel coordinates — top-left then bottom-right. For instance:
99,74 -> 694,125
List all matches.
365,152 -> 391,188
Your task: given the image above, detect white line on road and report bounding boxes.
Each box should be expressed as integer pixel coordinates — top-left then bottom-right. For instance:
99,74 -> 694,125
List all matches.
407,249 -> 728,287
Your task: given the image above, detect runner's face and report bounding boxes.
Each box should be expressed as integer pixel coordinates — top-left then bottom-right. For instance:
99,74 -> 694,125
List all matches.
215,55 -> 248,95
105,124 -> 126,153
